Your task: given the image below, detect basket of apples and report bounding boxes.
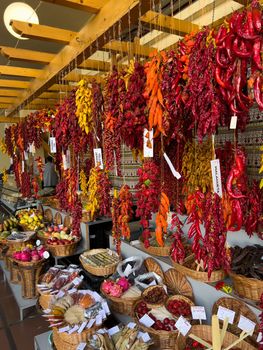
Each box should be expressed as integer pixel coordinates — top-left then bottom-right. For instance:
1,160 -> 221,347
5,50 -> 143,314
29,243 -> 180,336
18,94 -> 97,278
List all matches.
37,225 -> 70,245
46,228 -> 81,257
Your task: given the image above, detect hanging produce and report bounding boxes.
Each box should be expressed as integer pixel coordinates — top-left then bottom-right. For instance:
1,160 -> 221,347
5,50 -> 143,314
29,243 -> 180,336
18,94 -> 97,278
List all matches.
0,138 -> 7,154
155,192 -> 169,247
35,157 -> 44,180
2,169 -> 8,185
76,79 -> 94,136
97,169 -> 111,217
79,169 -> 88,197
260,145 -> 263,189
135,160 -> 160,247
85,166 -> 100,221
32,177 -> 39,198
118,184 -> 133,240
5,126 -> 16,157
21,172 -> 31,198
112,189 -> 121,254
170,213 -> 185,264
144,51 -> 165,138
13,157 -> 22,188
91,81 -> 104,145
119,61 -> 147,151
244,181 -> 263,239
182,139 -> 212,194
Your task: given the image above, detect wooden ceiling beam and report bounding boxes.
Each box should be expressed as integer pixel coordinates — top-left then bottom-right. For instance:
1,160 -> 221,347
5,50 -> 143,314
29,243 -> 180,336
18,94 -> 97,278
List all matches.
7,0 -> 156,116
0,97 -> 16,104
63,72 -> 104,83
0,104 -> 12,109
78,58 -> 111,71
41,0 -> 105,13
0,89 -> 21,97
11,20 -> 77,44
0,66 -> 41,78
0,116 -> 19,123
140,11 -> 200,36
0,80 -> 30,89
103,39 -> 155,57
48,84 -> 73,91
39,92 -> 63,99
0,46 -> 55,64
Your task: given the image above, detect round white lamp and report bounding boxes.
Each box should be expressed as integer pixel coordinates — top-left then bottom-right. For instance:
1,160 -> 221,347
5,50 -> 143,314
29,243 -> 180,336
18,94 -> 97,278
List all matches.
4,2 -> 39,40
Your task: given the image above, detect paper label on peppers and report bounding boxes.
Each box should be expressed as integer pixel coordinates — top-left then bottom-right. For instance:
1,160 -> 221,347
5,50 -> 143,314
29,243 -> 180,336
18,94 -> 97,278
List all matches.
143,129 -> 153,158
230,116 -> 237,129
49,137 -> 56,153
62,154 -> 67,170
210,159 -> 223,198
238,315 -> 256,334
24,151 -> 28,160
93,148 -> 103,169
22,160 -> 25,173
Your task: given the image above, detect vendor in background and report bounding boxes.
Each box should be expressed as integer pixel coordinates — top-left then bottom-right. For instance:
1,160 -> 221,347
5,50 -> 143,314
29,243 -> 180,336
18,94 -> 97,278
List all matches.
43,156 -> 58,188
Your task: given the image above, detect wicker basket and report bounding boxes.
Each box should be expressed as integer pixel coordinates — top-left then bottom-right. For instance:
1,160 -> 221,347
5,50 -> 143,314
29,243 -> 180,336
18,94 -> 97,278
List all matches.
80,249 -> 120,276
44,209 -> 53,223
142,285 -> 168,309
47,238 -> 80,257
37,204 -> 44,214
63,215 -> 72,228
144,257 -> 164,280
9,257 -> 21,284
139,237 -> 171,257
165,295 -> 195,321
133,300 -> 184,350
53,324 -> 99,347
229,271 -> 263,301
36,233 -> 49,245
212,297 -> 259,346
54,212 -> 62,225
14,258 -> 45,299
170,256 -> 226,283
186,325 -> 257,350
6,239 -> 35,256
164,268 -> 194,301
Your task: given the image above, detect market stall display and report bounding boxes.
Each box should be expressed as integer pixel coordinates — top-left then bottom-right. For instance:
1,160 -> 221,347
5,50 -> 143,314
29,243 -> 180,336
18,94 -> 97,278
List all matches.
80,248 -> 120,276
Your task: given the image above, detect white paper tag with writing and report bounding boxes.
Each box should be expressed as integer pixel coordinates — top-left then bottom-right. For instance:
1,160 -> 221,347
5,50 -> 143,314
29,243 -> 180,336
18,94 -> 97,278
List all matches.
56,291 -> 65,299
36,239 -> 41,247
68,288 -> 77,294
49,137 -> 56,153
210,159 -> 223,197
68,325 -> 79,334
108,326 -> 120,336
66,149 -> 71,168
164,152 -> 181,179
62,154 -> 67,170
143,129 -> 154,158
95,314 -> 102,325
124,263 -> 133,277
230,115 -> 237,129
22,160 -> 25,173
127,322 -> 137,329
78,321 -> 87,334
138,331 -> 151,342
217,306 -> 235,324
102,302 -> 110,315
58,325 -> 70,333
76,343 -> 86,350
92,291 -> 102,302
175,316 -> 191,336
257,332 -> 262,343
87,319 -> 95,329
24,151 -> 28,160
93,148 -> 103,169
191,306 -> 207,320
238,315 -> 256,334
139,314 -> 155,328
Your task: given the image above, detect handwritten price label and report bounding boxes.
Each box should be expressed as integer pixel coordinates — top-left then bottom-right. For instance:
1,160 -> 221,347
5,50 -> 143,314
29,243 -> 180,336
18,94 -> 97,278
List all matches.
217,306 -> 235,324
191,306 -> 207,320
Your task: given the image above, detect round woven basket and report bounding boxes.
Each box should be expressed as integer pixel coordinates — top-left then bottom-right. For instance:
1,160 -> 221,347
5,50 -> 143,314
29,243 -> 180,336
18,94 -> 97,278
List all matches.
212,297 -> 259,347
170,257 -> 226,283
37,204 -> 44,215
6,238 -> 35,255
44,209 -> 53,223
165,295 -> 195,321
80,249 -> 120,276
63,215 -> 72,228
133,300 -> 184,350
36,233 -> 49,245
9,257 -> 21,284
142,285 -> 168,309
139,237 -> 171,257
185,325 -> 257,350
144,257 -> 165,280
54,212 -> 62,225
54,324 -> 99,346
229,271 -> 263,301
47,238 -> 80,257
164,268 -> 194,301
13,258 -> 45,299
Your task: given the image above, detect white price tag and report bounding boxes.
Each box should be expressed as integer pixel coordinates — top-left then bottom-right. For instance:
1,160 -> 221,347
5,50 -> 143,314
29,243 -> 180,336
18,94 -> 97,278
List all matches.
100,309 -> 106,320
22,160 -> 25,173
139,314 -> 155,328
87,319 -> 95,329
68,325 -> 79,334
95,314 -> 102,325
230,115 -> 237,129
149,280 -> 157,287
92,291 -> 102,302
56,291 -> 65,299
124,263 -> 133,277
93,148 -> 103,169
43,309 -> 51,314
78,321 -> 87,334
102,302 -> 110,315
72,277 -> 81,286
127,322 -> 137,329
138,332 -> 151,342
68,288 -> 77,294
210,159 -> 223,198
175,316 -> 191,336
76,343 -> 86,350
191,306 -> 207,320
217,306 -> 235,324
43,251 -> 50,259
49,137 -> 57,153
62,154 -> 67,170
24,151 -> 28,160
66,149 -> 71,168
238,315 -> 256,334
36,240 -> 41,247
143,129 -> 154,158
257,332 -> 263,343
164,152 -> 181,179
58,325 -> 70,333
108,326 -> 120,336
10,157 -> 13,165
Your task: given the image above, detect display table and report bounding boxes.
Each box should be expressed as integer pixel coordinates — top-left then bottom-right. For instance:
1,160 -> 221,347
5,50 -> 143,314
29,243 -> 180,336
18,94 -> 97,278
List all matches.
0,260 -> 36,320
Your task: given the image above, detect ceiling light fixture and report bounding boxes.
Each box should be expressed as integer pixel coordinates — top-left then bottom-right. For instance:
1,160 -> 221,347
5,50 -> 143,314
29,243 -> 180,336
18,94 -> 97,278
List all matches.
4,2 -> 39,40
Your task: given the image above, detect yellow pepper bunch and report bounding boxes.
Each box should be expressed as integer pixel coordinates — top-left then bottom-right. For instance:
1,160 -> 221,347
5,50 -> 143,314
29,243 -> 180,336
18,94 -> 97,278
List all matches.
122,59 -> 135,89
85,167 -> 100,220
76,79 -> 93,135
260,145 -> 263,189
0,138 -> 7,154
182,138 -> 212,194
79,169 -> 88,196
2,169 -> 8,184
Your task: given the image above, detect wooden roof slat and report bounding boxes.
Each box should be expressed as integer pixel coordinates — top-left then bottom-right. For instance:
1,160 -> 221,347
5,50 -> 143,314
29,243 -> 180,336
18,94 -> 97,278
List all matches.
39,92 -> 64,99
0,116 -> 19,123
0,46 -> 56,64
41,0 -> 105,13
0,89 -> 21,97
11,20 -> 77,44
0,103 -> 12,109
48,84 -> 73,91
0,80 -> 30,89
103,39 -> 155,57
7,0 -> 156,116
0,66 -> 41,78
78,58 -> 111,71
0,97 -> 16,104
63,72 -> 104,83
140,11 -> 200,36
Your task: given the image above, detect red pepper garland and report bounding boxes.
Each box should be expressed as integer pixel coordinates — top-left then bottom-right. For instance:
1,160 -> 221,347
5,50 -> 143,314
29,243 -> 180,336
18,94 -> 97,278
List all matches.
21,172 -> 31,198
97,169 -> 111,217
244,181 -> 263,239
135,160 -> 160,248
170,213 -> 185,264
112,189 -> 121,254
91,81 -> 104,146
118,184 -> 133,240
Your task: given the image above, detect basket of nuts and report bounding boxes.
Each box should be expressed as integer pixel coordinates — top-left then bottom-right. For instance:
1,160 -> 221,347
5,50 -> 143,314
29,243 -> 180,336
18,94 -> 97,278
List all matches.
142,285 -> 168,308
